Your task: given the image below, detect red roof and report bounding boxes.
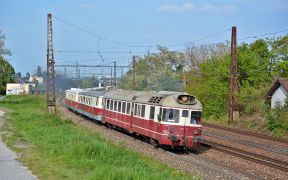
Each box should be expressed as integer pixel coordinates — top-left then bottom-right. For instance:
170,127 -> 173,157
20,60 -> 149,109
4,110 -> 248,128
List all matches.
267,78 -> 288,97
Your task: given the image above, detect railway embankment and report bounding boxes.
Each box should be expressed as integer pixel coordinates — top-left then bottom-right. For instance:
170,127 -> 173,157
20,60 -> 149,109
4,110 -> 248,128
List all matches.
0,95 -> 196,180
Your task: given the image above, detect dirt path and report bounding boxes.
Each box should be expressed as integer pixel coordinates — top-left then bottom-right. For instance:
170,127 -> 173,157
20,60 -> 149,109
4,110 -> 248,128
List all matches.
0,110 -> 38,180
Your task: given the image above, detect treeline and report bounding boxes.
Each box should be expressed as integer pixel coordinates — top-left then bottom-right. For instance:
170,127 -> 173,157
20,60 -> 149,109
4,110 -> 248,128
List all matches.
119,35 -> 288,137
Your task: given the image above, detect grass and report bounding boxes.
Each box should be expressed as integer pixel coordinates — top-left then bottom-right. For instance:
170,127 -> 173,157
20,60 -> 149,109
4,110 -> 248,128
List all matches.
0,95 -> 198,180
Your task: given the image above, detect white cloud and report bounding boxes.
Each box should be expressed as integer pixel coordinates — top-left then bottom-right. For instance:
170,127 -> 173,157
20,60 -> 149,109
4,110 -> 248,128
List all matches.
200,3 -> 236,14
79,3 -> 96,9
158,3 -> 235,14
158,3 -> 194,12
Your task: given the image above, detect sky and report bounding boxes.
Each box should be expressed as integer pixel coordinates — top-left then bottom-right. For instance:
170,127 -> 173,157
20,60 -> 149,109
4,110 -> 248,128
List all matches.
0,0 -> 288,77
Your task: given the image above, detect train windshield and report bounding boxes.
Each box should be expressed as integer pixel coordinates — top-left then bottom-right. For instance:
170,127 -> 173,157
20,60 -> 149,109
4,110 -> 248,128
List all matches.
191,111 -> 201,124
162,108 -> 179,123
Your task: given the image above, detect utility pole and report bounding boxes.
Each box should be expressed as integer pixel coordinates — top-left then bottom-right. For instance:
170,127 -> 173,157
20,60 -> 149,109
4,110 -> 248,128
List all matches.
64,67 -> 67,78
132,56 -> 136,90
114,61 -> 117,88
75,61 -> 80,88
228,26 -> 239,126
46,13 -> 56,114
110,68 -> 113,86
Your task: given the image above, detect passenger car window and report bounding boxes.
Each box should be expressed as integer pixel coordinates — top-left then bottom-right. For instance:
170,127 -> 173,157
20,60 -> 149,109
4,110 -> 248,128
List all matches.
118,101 -> 121,112
141,105 -> 145,118
110,100 -> 113,110
134,104 -> 138,116
126,103 -> 131,114
149,106 -> 155,120
122,102 -> 126,113
106,100 -> 110,109
114,101 -> 117,111
162,108 -> 179,123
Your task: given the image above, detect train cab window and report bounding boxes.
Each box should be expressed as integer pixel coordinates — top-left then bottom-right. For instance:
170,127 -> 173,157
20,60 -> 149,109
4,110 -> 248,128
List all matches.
141,105 -> 145,118
110,100 -> 113,110
162,108 -> 179,123
106,100 -> 110,109
182,110 -> 189,117
191,111 -> 201,124
126,103 -> 131,114
149,106 -> 155,120
122,102 -> 126,113
114,101 -> 117,111
118,101 -> 122,112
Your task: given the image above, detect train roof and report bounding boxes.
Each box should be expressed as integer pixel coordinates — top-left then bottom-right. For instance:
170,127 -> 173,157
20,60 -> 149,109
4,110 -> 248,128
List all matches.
104,89 -> 202,110
78,90 -> 105,97
66,88 -> 105,97
65,88 -> 84,93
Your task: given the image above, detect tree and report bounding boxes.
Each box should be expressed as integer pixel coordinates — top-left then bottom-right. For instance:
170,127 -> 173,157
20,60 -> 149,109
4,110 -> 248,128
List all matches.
25,72 -> 30,81
269,36 -> 288,77
119,46 -> 184,91
0,56 -> 15,94
35,65 -> 42,77
0,30 -> 15,94
0,30 -> 11,57
15,72 -> 22,79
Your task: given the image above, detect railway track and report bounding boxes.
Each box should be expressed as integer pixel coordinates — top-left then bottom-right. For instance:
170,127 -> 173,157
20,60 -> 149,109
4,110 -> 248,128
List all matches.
202,140 -> 288,172
203,130 -> 288,155
203,122 -> 288,144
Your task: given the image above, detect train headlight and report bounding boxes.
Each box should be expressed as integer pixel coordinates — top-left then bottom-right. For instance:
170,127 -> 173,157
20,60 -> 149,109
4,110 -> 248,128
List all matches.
181,96 -> 189,103
176,95 -> 196,105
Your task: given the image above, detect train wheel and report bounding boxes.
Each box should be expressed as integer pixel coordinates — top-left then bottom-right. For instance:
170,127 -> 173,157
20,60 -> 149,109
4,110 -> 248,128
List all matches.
149,138 -> 159,148
191,145 -> 201,154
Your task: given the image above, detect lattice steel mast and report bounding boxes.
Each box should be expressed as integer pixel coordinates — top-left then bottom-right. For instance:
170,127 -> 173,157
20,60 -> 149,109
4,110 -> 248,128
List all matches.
46,13 -> 56,114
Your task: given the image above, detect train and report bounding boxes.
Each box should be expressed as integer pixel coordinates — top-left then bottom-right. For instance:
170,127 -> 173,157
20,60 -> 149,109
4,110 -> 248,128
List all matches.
65,88 -> 203,151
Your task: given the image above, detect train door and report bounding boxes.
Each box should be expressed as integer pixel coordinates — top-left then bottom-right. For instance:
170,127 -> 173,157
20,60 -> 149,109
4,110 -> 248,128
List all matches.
181,110 -> 190,138
129,102 -> 134,132
153,106 -> 161,139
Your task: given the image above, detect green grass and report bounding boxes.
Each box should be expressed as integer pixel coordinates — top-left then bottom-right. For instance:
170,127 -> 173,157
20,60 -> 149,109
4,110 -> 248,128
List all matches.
0,95 -> 198,180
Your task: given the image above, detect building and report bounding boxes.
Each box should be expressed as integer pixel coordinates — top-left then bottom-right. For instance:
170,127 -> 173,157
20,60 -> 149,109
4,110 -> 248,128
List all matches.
29,76 -> 43,84
6,83 -> 36,95
266,78 -> 288,108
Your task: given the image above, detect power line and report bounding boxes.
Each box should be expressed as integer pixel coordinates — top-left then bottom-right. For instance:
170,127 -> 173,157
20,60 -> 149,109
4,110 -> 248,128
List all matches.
54,16 -> 131,47
55,64 -> 131,68
165,28 -> 231,47
238,29 -> 288,41
55,50 -> 146,54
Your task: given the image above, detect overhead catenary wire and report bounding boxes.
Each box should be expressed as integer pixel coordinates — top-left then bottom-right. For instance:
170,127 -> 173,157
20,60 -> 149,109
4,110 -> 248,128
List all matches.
238,29 -> 288,41
54,16 -> 131,47
55,50 -> 147,54
165,28 -> 231,48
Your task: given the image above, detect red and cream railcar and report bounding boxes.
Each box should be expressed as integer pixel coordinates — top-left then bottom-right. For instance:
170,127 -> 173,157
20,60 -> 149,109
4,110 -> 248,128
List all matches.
65,88 -> 104,121
102,90 -> 203,149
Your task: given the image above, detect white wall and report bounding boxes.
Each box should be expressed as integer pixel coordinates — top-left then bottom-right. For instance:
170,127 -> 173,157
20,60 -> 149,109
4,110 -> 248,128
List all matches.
271,85 -> 288,108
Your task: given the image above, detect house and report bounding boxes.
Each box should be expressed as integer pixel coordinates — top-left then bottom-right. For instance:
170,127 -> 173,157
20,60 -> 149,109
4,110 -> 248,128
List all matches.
6,83 -> 36,95
266,78 -> 288,108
